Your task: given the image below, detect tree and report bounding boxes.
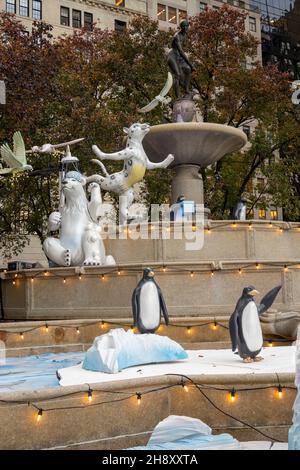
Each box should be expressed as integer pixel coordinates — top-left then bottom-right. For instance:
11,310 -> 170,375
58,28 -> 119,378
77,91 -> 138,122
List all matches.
1,7 -> 300,260
185,6 -> 299,217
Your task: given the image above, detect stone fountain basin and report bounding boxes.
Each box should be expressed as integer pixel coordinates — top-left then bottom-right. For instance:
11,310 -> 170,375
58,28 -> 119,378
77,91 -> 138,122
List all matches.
143,122 -> 247,168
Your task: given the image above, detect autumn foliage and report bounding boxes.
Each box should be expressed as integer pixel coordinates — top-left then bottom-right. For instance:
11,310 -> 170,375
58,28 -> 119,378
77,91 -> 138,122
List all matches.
0,6 -> 299,256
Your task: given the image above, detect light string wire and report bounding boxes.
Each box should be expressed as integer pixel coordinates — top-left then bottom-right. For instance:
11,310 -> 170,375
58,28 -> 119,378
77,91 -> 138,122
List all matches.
0,374 -> 295,443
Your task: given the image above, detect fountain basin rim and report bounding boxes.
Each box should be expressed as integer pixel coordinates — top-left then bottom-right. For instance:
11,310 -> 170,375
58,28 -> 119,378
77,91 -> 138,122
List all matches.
147,121 -> 248,141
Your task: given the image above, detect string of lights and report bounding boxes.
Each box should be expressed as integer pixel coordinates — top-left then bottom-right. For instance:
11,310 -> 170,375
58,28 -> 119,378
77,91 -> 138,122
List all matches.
0,318 -> 290,345
0,374 -> 295,443
0,319 -> 230,337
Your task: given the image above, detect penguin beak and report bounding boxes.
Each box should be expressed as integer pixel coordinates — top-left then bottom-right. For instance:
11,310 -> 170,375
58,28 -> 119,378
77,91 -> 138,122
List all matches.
249,289 -> 259,296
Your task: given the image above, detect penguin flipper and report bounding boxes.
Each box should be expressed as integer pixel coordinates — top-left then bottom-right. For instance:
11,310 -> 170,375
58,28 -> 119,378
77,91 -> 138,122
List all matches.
131,287 -> 139,327
229,312 -> 238,352
157,284 -> 169,325
258,285 -> 282,315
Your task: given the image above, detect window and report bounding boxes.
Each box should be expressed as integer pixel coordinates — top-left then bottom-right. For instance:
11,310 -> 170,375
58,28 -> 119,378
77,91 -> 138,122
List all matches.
257,177 -> 265,191
258,209 -> 266,219
270,210 -> 278,220
19,0 -> 29,16
200,2 -> 207,11
168,6 -> 177,24
247,209 -> 254,219
178,10 -> 187,22
115,19 -> 126,32
157,4 -> 166,22
242,125 -> 251,138
249,17 -> 257,33
84,12 -> 93,30
213,6 -> 220,10
6,0 -> 16,14
115,0 -> 125,6
246,180 -> 253,193
60,7 -> 70,27
32,0 -> 42,20
72,10 -> 82,29
238,0 -> 245,8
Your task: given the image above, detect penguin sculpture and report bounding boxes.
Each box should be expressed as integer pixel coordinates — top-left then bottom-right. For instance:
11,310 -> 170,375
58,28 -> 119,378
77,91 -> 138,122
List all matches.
229,285 -> 281,363
232,198 -> 247,220
132,268 -> 169,334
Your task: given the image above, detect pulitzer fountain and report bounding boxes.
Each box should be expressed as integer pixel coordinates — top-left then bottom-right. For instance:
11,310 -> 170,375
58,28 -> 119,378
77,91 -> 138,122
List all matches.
1,18 -> 298,451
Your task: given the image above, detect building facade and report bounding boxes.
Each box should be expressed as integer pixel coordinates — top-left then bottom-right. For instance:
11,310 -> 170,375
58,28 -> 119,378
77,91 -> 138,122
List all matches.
250,0 -> 300,79
0,0 -> 261,38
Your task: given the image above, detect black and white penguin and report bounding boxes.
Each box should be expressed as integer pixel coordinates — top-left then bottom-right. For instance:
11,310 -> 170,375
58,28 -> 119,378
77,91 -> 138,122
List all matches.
232,198 -> 247,220
229,285 -> 281,363
132,268 -> 169,334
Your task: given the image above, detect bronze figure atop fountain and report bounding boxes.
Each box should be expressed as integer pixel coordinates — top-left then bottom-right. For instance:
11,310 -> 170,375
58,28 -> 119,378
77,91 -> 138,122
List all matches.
167,20 -> 196,122
167,20 -> 194,100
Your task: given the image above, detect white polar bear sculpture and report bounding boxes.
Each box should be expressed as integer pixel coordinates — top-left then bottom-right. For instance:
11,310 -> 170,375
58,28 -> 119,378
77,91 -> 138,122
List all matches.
86,123 -> 174,225
43,171 -> 115,267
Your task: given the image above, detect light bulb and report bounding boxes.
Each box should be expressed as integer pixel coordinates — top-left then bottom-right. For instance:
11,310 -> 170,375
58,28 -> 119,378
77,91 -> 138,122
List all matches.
76,327 -> 80,335
37,409 -> 43,423
88,389 -> 93,403
277,385 -> 283,399
136,393 -> 142,405
230,388 -> 236,403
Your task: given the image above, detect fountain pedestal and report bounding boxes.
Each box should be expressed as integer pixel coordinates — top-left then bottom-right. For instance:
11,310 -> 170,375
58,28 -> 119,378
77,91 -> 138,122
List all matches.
171,164 -> 203,204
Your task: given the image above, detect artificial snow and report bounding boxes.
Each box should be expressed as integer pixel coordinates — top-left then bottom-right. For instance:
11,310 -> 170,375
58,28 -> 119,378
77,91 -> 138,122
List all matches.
58,346 -> 295,387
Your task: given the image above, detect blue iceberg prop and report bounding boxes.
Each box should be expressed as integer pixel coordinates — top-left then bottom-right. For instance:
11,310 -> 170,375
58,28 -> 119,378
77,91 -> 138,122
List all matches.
128,415 -> 240,450
82,328 -> 188,374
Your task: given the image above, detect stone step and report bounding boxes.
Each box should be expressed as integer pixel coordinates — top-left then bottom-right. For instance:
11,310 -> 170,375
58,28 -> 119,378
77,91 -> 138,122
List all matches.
0,317 -> 291,357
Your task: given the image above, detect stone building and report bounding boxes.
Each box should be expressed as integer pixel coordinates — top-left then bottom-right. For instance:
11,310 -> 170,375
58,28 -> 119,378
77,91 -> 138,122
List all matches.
0,0 -> 261,39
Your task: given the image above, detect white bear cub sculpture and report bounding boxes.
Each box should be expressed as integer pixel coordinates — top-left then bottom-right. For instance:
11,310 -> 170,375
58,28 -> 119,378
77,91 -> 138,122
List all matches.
43,171 -> 115,267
